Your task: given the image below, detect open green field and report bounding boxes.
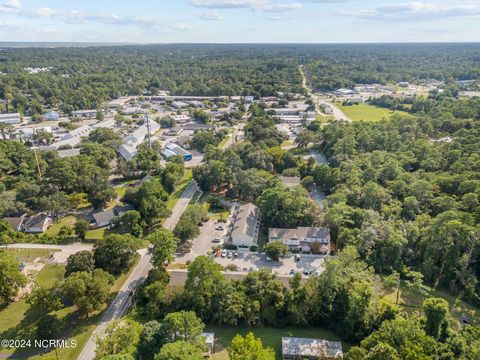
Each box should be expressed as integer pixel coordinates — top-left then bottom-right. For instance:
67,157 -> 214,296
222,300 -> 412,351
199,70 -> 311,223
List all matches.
205,325 -> 350,360
337,103 -> 409,122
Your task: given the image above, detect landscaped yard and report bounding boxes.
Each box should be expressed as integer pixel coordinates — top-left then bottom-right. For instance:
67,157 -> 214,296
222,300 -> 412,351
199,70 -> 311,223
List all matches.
0,256 -> 141,359
336,102 -> 409,122
205,325 -> 350,360
45,215 -> 79,237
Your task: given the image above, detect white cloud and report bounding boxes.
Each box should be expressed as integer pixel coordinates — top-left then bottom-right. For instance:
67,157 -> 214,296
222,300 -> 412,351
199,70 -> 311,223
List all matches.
262,3 -> 302,12
195,11 -> 225,20
4,0 -> 21,9
190,0 -> 266,9
0,3 -> 193,33
341,2 -> 480,21
191,0 -> 301,12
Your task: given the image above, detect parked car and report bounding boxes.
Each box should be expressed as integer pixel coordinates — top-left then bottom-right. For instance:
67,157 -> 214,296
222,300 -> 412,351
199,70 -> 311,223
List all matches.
294,254 -> 301,262
289,269 -> 295,275
221,250 -> 227,258
215,226 -> 224,231
212,237 -> 221,243
266,256 -> 272,261
227,252 -> 233,259
242,267 -> 248,272
234,252 -> 239,257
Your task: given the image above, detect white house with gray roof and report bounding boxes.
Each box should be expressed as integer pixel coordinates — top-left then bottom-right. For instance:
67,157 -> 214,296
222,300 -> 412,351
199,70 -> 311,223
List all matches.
269,227 -> 330,254
229,203 -> 260,248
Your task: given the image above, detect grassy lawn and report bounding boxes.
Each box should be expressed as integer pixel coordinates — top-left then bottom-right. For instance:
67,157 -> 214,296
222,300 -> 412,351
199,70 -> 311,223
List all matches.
85,227 -> 107,241
0,264 -> 65,356
166,169 -> 193,211
6,248 -> 59,263
205,325 -> 350,360
45,215 -> 79,237
218,136 -> 230,149
336,102 -> 409,122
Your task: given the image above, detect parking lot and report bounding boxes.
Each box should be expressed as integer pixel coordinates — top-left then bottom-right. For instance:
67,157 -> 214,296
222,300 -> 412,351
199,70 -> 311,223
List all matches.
213,251 -> 326,276
175,219 -> 327,277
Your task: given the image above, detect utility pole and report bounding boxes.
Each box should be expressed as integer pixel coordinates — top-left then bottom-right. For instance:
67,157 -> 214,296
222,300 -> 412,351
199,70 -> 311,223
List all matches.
32,127 -> 43,180
145,113 -> 152,149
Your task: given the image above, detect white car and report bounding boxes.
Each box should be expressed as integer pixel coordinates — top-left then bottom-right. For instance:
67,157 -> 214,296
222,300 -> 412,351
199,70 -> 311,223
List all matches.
215,225 -> 224,231
212,237 -> 221,243
227,252 -> 233,259
221,250 -> 227,258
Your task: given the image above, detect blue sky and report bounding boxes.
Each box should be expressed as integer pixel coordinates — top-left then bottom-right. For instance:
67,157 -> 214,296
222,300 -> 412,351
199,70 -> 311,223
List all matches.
0,0 -> 478,43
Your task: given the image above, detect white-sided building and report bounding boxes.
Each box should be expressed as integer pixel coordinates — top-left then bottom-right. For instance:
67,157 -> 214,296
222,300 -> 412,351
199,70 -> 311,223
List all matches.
72,109 -> 97,119
269,227 -> 331,254
118,121 -> 160,161
169,114 -> 191,124
229,204 -> 260,248
0,113 -> 21,125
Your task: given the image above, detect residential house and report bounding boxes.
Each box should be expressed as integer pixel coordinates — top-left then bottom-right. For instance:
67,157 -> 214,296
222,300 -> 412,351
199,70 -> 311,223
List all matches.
3,214 -> 26,231
282,337 -> 343,360
23,214 -> 52,233
200,333 -> 215,356
166,127 -> 183,136
229,203 -> 260,248
162,143 -> 192,161
92,209 -> 116,228
0,113 -> 21,125
268,227 -> 330,254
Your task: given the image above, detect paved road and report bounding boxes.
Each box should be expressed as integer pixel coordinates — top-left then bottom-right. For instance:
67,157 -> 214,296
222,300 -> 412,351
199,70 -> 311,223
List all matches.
299,65 -> 352,122
78,180 -> 198,360
163,180 -> 198,231
77,249 -> 152,360
5,243 -> 93,263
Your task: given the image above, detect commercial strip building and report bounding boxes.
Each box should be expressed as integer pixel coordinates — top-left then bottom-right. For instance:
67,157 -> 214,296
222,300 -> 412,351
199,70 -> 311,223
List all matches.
40,119 -> 116,150
0,113 -> 21,125
268,227 -> 331,254
282,337 -> 343,360
118,120 -> 160,161
72,109 -> 97,119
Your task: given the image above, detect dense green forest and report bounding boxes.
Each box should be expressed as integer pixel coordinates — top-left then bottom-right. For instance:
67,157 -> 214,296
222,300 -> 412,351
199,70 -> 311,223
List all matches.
2,44 -> 480,114
0,45 -> 304,114
302,43 -> 480,90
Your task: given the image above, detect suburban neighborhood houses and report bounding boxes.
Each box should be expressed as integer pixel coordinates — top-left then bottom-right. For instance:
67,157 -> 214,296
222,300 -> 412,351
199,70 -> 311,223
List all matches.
0,41 -> 479,360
